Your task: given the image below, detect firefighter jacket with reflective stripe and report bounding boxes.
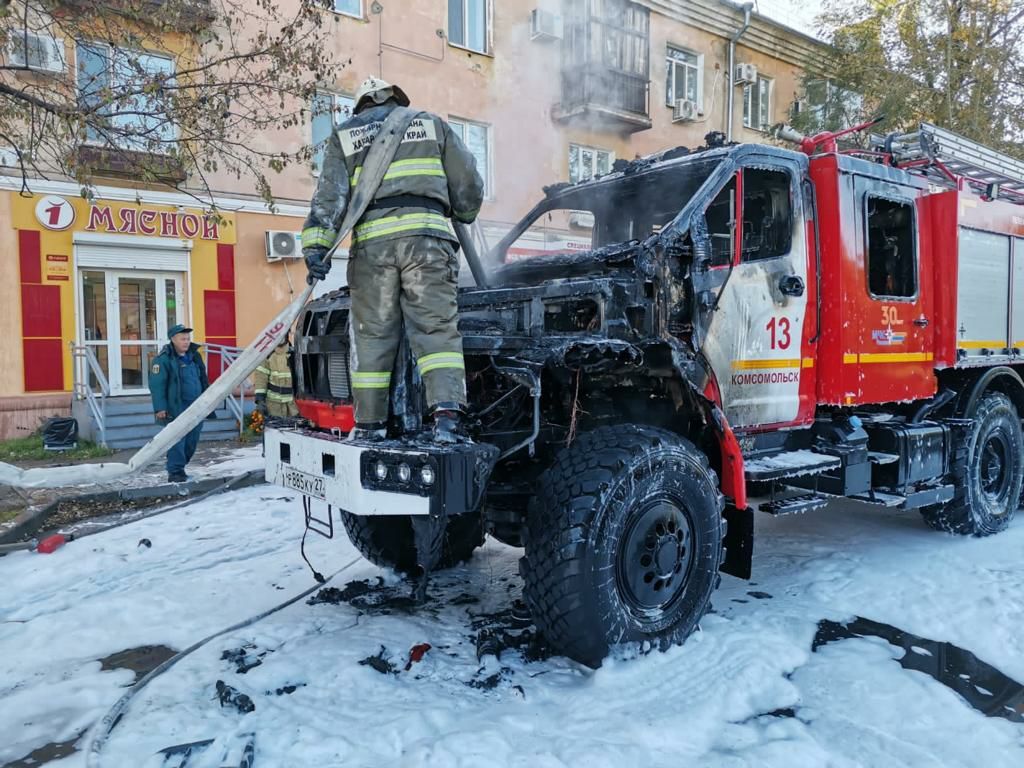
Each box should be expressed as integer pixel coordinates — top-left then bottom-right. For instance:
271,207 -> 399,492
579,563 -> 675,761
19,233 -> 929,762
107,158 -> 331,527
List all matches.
301,102 -> 485,252
253,346 -> 298,417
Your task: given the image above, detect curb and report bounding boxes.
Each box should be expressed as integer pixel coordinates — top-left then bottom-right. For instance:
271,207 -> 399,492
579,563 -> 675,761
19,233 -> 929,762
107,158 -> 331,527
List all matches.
0,470 -> 266,545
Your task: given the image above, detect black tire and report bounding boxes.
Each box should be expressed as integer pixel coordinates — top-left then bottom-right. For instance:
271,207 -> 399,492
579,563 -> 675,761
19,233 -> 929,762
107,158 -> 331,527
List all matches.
340,512 -> 484,574
522,425 -> 725,667
921,391 -> 1023,536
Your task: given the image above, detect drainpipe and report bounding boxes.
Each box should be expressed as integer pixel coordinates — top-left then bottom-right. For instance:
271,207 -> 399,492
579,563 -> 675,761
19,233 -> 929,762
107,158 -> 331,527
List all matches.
726,2 -> 754,142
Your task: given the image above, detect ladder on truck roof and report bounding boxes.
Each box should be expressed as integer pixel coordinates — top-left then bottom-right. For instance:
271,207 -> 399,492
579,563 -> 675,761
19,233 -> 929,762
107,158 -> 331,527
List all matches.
870,122 -> 1024,204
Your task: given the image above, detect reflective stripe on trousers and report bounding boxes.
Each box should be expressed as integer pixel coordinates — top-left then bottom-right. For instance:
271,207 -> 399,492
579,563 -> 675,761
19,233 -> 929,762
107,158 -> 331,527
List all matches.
351,371 -> 392,390
417,351 -> 465,376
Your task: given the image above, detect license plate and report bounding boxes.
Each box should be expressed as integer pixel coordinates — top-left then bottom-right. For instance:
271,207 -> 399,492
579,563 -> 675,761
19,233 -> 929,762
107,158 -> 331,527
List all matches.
281,467 -> 326,500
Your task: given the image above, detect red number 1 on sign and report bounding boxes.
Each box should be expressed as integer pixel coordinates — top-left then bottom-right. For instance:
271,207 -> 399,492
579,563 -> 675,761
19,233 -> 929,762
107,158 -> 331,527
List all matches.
45,204 -> 63,227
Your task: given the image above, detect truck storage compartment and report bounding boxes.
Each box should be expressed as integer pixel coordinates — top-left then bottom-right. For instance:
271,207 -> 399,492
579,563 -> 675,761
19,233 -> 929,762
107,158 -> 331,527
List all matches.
866,421 -> 949,489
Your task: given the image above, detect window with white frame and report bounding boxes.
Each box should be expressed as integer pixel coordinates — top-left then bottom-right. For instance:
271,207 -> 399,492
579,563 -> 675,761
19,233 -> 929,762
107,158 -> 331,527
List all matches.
311,91 -> 355,172
449,117 -> 492,199
333,0 -> 362,17
797,79 -> 863,132
743,75 -> 773,131
449,0 -> 489,53
9,32 -> 65,73
665,46 -> 701,109
569,144 -> 614,184
77,41 -> 176,150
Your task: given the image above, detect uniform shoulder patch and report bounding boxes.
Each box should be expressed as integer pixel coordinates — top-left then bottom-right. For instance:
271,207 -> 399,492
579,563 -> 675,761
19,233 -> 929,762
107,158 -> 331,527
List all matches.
151,363 -> 160,375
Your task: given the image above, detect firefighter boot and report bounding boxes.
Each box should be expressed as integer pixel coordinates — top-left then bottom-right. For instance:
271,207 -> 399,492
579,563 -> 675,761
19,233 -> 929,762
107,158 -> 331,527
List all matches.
347,421 -> 387,441
431,404 -> 468,445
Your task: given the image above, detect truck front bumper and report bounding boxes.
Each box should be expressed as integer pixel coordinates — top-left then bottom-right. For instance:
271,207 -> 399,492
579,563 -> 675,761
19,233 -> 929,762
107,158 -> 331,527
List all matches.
264,428 -> 498,516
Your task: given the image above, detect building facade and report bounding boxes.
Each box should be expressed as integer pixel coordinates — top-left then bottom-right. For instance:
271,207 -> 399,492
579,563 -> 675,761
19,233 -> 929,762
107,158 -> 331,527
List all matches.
0,0 -> 825,439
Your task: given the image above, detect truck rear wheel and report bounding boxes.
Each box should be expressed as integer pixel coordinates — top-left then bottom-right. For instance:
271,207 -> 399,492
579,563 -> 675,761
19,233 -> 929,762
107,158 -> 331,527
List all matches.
522,425 -> 724,667
340,512 -> 484,575
921,391 -> 1023,536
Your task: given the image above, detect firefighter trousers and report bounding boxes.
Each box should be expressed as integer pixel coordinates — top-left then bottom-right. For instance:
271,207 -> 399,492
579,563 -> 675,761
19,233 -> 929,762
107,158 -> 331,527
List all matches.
347,235 -> 466,424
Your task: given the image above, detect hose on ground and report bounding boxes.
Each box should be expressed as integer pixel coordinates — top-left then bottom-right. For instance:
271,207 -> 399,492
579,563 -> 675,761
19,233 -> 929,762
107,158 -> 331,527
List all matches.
83,555 -> 362,767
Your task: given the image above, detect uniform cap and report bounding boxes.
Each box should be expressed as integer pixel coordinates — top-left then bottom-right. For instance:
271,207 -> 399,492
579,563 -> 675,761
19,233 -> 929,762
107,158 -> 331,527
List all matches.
168,323 -> 193,339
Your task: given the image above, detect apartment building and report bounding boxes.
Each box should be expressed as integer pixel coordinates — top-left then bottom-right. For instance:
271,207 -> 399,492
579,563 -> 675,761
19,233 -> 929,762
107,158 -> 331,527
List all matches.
0,0 -> 825,440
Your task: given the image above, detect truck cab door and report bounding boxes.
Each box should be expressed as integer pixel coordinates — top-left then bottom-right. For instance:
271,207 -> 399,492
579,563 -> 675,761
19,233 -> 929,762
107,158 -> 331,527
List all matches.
851,177 -> 935,403
700,163 -> 815,430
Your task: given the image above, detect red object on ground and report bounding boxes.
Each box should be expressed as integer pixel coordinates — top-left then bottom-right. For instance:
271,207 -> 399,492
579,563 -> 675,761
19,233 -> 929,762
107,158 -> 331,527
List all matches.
295,398 -> 355,433
36,534 -> 69,554
405,643 -> 432,671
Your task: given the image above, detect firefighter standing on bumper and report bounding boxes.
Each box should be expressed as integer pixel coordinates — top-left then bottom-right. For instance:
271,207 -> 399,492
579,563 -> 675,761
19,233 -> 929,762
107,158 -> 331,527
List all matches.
301,77 -> 484,443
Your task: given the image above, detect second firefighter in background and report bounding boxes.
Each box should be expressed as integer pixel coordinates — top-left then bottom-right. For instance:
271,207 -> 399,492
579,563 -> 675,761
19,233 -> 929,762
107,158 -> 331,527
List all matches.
300,77 -> 484,443
254,338 -> 298,419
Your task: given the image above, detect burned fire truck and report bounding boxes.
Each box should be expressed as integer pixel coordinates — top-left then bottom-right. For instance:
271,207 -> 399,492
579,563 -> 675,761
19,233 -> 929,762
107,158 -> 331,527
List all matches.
266,119 -> 1024,667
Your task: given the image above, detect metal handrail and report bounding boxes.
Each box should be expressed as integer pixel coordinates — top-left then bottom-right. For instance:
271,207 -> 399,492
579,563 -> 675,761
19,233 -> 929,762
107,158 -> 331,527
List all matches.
204,342 -> 250,435
70,343 -> 110,447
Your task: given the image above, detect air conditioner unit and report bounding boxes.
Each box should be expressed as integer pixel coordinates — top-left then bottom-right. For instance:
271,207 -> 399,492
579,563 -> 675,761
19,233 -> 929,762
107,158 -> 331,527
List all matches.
8,34 -> 64,73
734,62 -> 758,85
569,210 -> 594,229
530,8 -> 563,41
266,230 -> 302,262
673,99 -> 700,123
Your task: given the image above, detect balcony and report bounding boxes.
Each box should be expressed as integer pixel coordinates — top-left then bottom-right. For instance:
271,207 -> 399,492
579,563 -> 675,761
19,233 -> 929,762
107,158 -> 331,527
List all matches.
60,1 -> 216,32
553,65 -> 652,133
75,145 -> 187,184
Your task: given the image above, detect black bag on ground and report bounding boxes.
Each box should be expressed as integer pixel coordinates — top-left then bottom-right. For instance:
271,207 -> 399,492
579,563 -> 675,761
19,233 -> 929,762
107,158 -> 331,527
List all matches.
42,417 -> 78,451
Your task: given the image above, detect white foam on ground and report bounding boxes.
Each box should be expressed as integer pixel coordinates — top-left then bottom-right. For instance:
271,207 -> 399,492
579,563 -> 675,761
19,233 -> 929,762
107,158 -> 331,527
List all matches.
1,488 -> 1023,766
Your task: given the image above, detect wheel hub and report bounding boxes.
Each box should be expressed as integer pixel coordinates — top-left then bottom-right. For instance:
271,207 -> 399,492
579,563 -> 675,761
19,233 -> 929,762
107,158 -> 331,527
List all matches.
980,431 -> 1011,504
618,498 -> 694,612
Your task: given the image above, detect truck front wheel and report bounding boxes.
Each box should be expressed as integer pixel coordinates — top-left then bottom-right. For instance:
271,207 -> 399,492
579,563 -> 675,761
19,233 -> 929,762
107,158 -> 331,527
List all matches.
522,425 -> 724,667
339,512 -> 484,575
921,391 -> 1023,536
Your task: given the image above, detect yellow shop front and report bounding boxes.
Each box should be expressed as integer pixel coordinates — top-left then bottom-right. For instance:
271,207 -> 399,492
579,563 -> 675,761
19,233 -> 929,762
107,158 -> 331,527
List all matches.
0,191 -> 238,438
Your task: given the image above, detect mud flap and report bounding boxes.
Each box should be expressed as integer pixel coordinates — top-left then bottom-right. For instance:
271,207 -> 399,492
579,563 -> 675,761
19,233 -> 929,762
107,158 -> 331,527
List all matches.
720,504 -> 753,580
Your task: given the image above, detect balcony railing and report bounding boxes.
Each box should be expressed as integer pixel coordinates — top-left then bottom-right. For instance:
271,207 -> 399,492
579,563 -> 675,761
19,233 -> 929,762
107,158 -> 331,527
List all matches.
554,65 -> 652,133
75,145 -> 187,184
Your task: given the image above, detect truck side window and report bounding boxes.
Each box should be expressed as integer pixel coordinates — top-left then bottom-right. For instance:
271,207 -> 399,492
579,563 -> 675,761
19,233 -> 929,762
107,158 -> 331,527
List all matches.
742,168 -> 792,261
866,196 -> 916,298
704,175 -> 737,268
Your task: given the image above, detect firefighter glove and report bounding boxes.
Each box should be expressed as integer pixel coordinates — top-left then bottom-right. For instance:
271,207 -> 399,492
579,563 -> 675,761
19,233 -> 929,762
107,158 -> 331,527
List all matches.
254,393 -> 267,416
304,247 -> 330,284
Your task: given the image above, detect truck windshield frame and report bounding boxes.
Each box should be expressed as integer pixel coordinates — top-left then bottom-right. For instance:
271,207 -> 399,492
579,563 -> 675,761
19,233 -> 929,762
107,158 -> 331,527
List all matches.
494,156 -> 724,262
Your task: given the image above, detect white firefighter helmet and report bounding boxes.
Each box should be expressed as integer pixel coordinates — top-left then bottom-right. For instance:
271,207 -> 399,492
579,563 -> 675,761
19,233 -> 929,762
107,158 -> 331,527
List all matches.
353,77 -> 410,113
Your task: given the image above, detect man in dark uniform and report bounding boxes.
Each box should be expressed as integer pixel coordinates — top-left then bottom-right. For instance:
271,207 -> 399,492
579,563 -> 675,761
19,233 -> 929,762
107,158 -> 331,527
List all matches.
301,77 -> 484,442
149,323 -> 209,482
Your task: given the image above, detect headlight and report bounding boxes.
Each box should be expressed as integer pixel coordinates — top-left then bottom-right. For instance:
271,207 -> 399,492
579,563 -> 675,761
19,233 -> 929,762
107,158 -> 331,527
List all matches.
375,461 -> 388,480
398,463 -> 412,483
420,466 -> 435,486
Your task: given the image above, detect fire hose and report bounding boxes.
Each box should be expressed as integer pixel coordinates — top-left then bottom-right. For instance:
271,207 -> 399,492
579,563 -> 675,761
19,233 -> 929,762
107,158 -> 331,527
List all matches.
83,555 -> 364,767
